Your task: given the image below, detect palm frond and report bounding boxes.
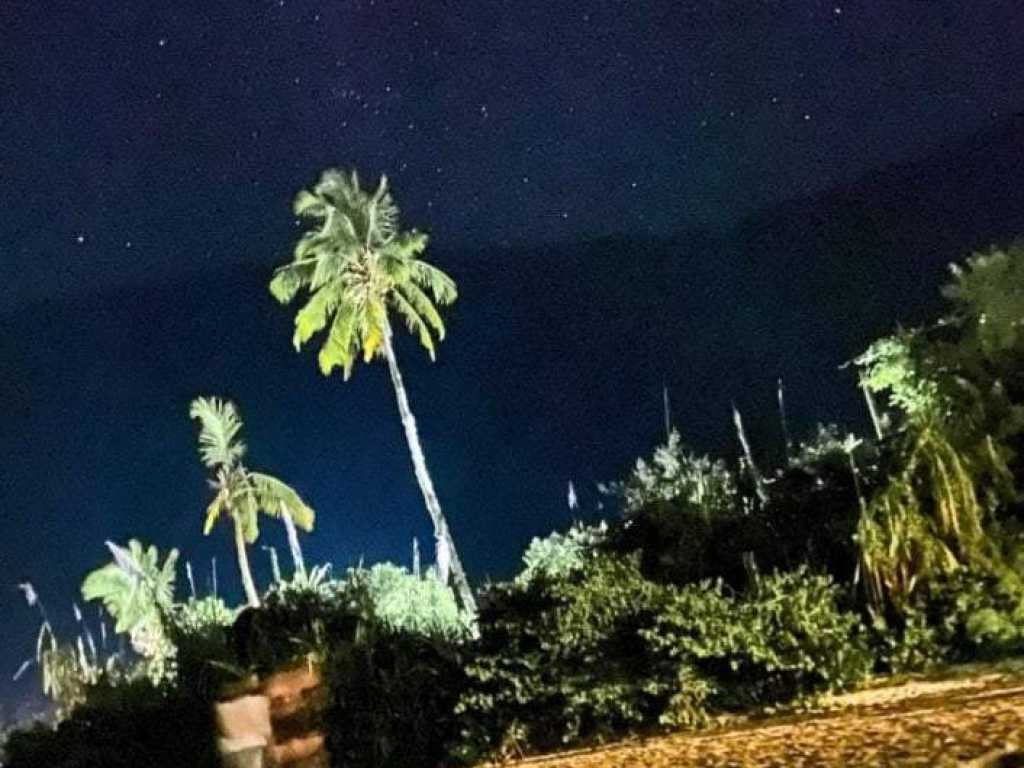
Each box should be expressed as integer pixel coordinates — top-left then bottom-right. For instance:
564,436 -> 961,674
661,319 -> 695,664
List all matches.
189,397 -> 246,469
360,297 -> 388,362
293,188 -> 327,218
233,486 -> 261,544
409,259 -> 457,305
318,300 -> 360,377
369,174 -> 399,243
391,289 -> 437,359
81,540 -> 177,636
203,485 -> 231,535
293,282 -> 340,351
310,250 -> 350,291
250,472 -> 316,531
397,281 -> 446,338
385,230 -> 429,261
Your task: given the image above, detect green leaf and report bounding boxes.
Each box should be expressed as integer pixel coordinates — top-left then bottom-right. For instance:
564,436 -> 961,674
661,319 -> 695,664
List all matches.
250,471 -> 316,531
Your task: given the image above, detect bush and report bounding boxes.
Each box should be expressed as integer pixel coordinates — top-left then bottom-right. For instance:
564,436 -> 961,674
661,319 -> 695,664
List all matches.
232,576 -> 371,675
324,628 -> 466,768
645,566 -> 872,710
1,680 -> 218,768
454,556 -> 870,761
873,563 -> 1024,672
354,563 -> 474,640
605,427 -> 874,591
224,563 -> 470,768
455,554 -> 671,760
166,596 -> 240,702
517,521 -> 607,584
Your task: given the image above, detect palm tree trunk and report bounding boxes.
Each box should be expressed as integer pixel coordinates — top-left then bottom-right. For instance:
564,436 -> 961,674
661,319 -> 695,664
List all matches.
732,403 -> 768,504
233,516 -> 261,608
280,507 -> 306,578
862,382 -> 885,441
381,327 -> 477,616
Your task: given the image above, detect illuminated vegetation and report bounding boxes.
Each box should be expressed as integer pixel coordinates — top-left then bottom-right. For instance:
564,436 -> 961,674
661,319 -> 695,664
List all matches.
5,174 -> 1024,766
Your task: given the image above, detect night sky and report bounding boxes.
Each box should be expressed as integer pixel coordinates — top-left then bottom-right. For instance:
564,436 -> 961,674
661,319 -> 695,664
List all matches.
3,1 -> 1024,710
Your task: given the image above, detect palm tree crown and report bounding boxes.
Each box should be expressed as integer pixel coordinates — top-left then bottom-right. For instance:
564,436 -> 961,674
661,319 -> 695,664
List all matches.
269,169 -> 457,378
191,397 -> 315,540
190,396 -> 315,606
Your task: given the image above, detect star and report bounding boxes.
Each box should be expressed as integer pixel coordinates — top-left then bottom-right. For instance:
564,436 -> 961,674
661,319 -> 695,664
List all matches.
158,38 -> 167,47
76,234 -> 85,244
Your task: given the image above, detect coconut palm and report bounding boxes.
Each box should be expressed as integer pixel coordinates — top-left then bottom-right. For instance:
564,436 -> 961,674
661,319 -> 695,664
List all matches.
268,169 -> 476,614
190,396 -> 315,607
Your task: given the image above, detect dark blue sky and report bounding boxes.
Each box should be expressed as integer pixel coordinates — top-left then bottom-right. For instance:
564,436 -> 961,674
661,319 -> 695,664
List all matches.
4,1 -> 1024,311
3,0 -> 1024,709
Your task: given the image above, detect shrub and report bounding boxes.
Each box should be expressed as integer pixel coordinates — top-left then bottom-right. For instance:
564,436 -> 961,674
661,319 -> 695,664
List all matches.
324,628 -> 466,768
455,557 -> 870,762
872,562 -> 1024,673
455,554 -> 671,759
517,521 -> 607,584
1,680 -> 218,768
605,427 -> 875,591
646,567 -> 872,710
165,596 -> 239,701
354,563 -> 474,640
222,563 -> 470,768
612,430 -> 738,518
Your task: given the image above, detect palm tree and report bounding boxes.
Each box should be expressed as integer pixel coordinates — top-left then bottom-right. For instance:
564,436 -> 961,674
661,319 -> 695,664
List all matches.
190,396 -> 315,607
268,169 -> 476,614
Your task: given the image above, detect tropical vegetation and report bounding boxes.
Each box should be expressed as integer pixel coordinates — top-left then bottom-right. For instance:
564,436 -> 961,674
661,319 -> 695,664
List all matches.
5,172 -> 1024,767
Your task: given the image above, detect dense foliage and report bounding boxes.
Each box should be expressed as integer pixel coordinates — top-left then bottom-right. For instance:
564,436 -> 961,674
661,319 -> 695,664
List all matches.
454,554 -> 870,760
325,627 -> 466,768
